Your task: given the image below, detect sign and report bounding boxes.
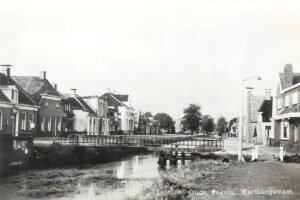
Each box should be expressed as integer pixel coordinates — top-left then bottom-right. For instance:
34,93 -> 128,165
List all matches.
30,122 -> 36,129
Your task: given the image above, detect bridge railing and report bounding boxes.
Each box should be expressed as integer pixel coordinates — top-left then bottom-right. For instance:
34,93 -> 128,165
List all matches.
54,135 -> 224,152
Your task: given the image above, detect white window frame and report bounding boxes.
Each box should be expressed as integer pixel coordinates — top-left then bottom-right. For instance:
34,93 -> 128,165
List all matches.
48,116 -> 52,131
0,112 -> 2,131
284,95 -> 289,107
58,117 -> 61,131
41,116 -> 45,132
21,112 -> 26,130
295,125 -> 299,142
281,121 -> 289,140
292,92 -> 298,105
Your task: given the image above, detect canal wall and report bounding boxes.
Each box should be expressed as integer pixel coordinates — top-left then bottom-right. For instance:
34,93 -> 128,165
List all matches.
28,143 -> 149,169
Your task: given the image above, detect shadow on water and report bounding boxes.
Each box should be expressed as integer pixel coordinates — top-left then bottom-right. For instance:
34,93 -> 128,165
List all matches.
0,152 -> 189,200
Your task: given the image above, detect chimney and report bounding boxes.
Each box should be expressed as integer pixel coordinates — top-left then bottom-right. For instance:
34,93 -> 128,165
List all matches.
246,87 -> 253,97
53,83 -> 57,90
284,63 -> 293,88
264,89 -> 272,100
70,89 -> 77,96
1,64 -> 12,77
40,71 -> 46,80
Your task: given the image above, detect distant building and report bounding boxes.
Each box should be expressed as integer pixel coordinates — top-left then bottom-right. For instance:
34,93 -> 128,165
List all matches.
64,90 -> 98,135
175,118 -> 183,133
257,98 -> 273,146
0,66 -> 39,137
101,92 -> 135,135
82,96 -> 109,135
243,87 -> 271,143
136,112 -> 160,135
12,71 -> 64,137
273,64 -> 300,151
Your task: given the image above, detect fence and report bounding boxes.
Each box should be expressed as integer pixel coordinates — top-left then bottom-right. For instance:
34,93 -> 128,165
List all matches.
54,135 -> 224,152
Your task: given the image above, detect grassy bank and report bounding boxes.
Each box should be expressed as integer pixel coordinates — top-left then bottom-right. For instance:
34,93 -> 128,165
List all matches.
134,159 -> 231,200
28,143 -> 148,169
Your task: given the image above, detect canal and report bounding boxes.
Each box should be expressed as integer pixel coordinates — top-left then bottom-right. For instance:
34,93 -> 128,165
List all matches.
0,152 -> 187,200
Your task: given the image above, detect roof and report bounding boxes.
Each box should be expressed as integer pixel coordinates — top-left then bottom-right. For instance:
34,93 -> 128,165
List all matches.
248,95 -> 265,123
64,94 -> 96,115
278,107 -> 298,115
0,73 -> 36,105
0,90 -> 10,102
101,93 -> 129,108
114,94 -> 129,102
12,76 -> 63,103
279,73 -> 300,90
258,99 -> 272,122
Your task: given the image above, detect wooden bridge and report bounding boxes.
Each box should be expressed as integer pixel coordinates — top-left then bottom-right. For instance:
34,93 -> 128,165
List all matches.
54,135 -> 224,153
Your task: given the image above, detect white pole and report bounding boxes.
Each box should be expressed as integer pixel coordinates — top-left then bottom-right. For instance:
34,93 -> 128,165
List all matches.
238,81 -> 244,162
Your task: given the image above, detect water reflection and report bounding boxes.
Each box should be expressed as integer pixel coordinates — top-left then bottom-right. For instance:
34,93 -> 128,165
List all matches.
0,153 -> 172,200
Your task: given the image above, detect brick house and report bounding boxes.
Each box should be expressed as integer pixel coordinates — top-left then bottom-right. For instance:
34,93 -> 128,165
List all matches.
0,66 -> 39,137
273,64 -> 300,152
12,71 -> 64,137
64,90 -> 98,135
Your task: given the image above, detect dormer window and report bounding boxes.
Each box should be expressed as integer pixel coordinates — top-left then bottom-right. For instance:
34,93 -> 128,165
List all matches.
11,90 -> 18,102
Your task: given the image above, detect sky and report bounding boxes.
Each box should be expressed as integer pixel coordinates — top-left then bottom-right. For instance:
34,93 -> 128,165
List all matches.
1,0 -> 300,121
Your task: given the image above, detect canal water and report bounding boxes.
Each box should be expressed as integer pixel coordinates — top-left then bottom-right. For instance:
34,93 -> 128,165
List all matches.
0,152 -> 185,200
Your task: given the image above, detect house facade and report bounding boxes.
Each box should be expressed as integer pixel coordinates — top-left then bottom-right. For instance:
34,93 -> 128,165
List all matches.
0,66 -> 39,137
82,96 -> 109,135
257,97 -> 273,146
65,90 -> 98,135
273,64 -> 300,152
101,93 -> 135,135
136,113 -> 160,135
243,87 -> 270,144
12,71 -> 64,137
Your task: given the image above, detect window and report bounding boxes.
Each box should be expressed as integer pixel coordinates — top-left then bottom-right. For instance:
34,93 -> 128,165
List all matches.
58,117 -> 61,131
48,117 -> 52,131
21,113 -> 26,130
281,120 -> 289,140
41,117 -> 45,132
295,125 -> 299,142
29,113 -> 34,130
292,92 -> 298,105
45,101 -> 48,107
277,98 -> 282,109
56,103 -> 60,108
284,95 -> 289,107
0,112 -> 2,131
283,127 -> 288,138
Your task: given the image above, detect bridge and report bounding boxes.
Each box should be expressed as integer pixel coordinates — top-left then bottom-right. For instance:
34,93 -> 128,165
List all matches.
54,135 -> 224,153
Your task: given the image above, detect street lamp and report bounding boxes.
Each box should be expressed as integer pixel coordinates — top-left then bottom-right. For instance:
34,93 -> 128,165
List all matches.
238,75 -> 262,162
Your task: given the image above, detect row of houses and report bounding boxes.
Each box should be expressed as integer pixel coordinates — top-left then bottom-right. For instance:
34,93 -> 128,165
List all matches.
238,64 -> 300,152
0,66 -> 158,138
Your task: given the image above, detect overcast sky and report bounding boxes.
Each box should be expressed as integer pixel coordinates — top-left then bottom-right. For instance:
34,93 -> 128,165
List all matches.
1,0 -> 300,120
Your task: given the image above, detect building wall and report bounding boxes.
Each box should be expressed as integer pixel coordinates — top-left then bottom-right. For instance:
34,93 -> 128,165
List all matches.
0,105 -> 38,137
38,97 -> 64,137
73,110 -> 89,133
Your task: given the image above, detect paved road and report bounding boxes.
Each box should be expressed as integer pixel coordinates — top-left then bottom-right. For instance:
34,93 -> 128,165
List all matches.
191,161 -> 300,200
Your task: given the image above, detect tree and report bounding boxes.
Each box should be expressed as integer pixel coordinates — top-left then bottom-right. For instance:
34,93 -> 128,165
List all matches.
154,113 -> 174,133
216,116 -> 228,136
202,115 -> 215,134
144,112 -> 153,117
181,104 -> 202,135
